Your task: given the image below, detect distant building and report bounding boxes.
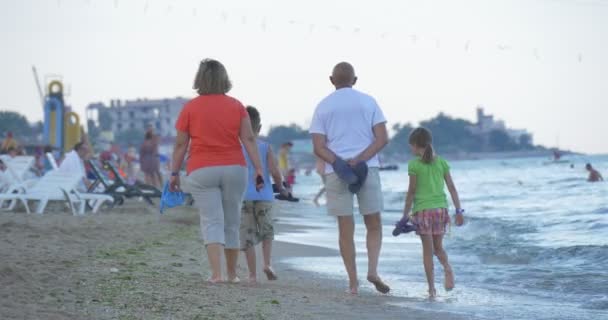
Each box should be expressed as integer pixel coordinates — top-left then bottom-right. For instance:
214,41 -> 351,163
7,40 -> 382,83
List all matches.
469,106 -> 532,144
86,97 -> 188,138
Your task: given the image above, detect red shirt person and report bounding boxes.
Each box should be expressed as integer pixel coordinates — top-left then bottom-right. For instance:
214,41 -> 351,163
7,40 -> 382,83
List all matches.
170,59 -> 264,284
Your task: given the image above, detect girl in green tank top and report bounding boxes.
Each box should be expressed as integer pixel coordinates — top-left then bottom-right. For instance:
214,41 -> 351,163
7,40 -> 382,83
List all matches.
401,127 -> 465,298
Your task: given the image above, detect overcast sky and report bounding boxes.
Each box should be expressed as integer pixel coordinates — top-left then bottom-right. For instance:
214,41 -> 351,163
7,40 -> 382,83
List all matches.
1,0 -> 607,153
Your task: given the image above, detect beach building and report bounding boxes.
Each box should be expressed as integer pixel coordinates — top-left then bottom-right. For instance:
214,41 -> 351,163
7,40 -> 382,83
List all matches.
86,97 -> 188,138
469,106 -> 532,144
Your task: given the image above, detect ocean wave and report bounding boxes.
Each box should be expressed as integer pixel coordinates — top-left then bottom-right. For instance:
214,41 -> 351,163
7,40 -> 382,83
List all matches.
592,207 -> 608,214
547,177 -> 583,185
581,296 -> 608,310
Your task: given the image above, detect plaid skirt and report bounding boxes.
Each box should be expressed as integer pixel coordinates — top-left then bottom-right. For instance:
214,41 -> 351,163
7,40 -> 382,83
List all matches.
411,208 -> 450,235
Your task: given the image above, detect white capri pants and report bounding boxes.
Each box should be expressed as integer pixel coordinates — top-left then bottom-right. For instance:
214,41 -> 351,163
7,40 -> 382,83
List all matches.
186,165 -> 247,249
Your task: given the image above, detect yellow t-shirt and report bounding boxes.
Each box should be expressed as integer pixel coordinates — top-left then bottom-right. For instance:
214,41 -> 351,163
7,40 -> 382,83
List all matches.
1,138 -> 17,152
278,149 -> 289,171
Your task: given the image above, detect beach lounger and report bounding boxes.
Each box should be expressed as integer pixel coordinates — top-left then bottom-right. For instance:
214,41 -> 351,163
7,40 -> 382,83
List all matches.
87,160 -> 161,206
61,188 -> 114,215
0,156 -> 39,211
0,170 -> 113,215
3,156 -> 37,184
105,161 -> 161,205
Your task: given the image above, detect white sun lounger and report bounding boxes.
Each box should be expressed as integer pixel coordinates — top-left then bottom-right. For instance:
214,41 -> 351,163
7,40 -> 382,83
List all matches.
0,170 -> 113,215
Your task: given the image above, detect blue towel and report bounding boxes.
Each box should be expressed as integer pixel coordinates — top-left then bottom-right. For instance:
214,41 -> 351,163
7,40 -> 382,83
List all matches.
348,162 -> 368,194
160,182 -> 185,214
331,157 -> 358,185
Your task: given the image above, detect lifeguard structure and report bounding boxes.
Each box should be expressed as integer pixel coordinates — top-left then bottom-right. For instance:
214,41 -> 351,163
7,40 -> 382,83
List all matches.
42,80 -> 81,152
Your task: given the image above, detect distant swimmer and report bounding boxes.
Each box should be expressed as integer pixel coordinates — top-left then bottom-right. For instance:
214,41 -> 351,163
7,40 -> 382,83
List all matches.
586,163 -> 604,182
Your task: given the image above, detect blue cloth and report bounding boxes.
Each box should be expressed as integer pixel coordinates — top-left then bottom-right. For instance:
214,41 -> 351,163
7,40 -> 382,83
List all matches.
331,157 -> 358,185
243,140 -> 273,201
160,182 -> 185,214
348,162 -> 368,194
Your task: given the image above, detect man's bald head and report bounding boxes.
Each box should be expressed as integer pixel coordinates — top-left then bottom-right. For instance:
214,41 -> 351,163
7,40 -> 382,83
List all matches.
330,62 -> 357,89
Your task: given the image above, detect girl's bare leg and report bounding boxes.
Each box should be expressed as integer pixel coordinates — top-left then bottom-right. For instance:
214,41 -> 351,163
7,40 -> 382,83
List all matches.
420,235 -> 436,297
432,235 -> 454,290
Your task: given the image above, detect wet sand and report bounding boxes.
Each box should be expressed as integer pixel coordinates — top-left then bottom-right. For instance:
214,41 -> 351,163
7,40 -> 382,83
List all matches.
0,202 -> 464,320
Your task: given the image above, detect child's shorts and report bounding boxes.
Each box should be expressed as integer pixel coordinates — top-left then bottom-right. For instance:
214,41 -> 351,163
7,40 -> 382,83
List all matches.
411,208 -> 450,235
240,201 -> 275,250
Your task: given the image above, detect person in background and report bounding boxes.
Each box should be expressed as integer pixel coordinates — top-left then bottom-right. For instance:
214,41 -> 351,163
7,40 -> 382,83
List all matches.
278,142 -> 293,179
140,131 -> 162,188
0,159 -> 10,192
42,145 -> 55,173
124,144 -> 138,185
170,58 -> 264,284
240,106 -> 288,284
586,163 -> 604,182
33,148 -> 44,176
6,147 -> 18,159
1,132 -> 18,154
401,127 -> 464,298
58,142 -> 92,190
286,168 -> 296,186
313,158 -> 326,207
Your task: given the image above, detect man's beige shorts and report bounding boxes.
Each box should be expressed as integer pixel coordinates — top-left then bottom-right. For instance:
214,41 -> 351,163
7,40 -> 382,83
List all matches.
324,168 -> 383,216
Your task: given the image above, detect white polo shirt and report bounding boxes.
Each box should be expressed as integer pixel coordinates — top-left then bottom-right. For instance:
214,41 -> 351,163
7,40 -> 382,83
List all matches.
309,87 -> 387,174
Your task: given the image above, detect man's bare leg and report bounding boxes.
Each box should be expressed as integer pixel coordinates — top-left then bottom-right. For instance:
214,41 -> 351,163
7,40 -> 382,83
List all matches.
337,215 -> 358,294
364,213 -> 390,294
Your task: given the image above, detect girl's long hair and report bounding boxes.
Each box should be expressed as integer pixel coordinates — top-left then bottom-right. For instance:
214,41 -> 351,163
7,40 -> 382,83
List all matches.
409,127 -> 435,164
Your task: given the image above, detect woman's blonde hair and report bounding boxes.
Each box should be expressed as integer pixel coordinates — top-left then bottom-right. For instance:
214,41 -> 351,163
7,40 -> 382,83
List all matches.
193,59 -> 232,95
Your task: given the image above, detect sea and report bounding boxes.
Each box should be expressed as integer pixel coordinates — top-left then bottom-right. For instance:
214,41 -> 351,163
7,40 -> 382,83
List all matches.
275,154 -> 608,320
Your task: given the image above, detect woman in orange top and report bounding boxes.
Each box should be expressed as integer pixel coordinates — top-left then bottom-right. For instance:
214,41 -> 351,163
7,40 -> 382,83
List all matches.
170,59 -> 264,284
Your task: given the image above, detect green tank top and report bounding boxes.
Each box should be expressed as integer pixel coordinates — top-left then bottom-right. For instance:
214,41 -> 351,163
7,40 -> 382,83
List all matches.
408,156 -> 449,214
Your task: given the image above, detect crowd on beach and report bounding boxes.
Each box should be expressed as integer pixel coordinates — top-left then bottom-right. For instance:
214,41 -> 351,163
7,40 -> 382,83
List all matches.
1,59 -> 604,300
0,125 -> 173,195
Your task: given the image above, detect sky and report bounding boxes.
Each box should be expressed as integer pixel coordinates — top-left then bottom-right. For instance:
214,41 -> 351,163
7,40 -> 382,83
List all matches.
1,0 -> 607,154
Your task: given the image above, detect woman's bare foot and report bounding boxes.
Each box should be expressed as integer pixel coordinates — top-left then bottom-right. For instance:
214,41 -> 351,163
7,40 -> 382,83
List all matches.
428,287 -> 437,298
207,277 -> 223,284
227,276 -> 241,284
444,266 -> 454,291
263,267 -> 278,281
367,275 -> 390,294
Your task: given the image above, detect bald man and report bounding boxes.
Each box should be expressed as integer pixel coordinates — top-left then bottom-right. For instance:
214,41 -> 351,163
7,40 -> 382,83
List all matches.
309,62 -> 390,295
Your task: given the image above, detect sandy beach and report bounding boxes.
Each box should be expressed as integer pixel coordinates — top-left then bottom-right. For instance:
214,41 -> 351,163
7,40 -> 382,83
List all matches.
0,201 -> 466,320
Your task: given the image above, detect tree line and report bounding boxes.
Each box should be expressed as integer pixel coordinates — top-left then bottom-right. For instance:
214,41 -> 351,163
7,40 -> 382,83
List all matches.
1,110 -> 539,155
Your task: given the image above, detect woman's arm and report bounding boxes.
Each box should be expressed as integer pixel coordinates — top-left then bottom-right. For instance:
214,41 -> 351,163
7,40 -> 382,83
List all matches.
445,172 -> 464,226
169,130 -> 189,191
403,174 -> 416,219
267,146 -> 286,194
239,117 -> 264,185
171,131 -> 189,174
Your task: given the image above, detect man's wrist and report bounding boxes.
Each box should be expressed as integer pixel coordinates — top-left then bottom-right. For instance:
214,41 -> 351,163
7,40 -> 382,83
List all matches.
455,208 -> 465,215
171,171 -> 179,177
